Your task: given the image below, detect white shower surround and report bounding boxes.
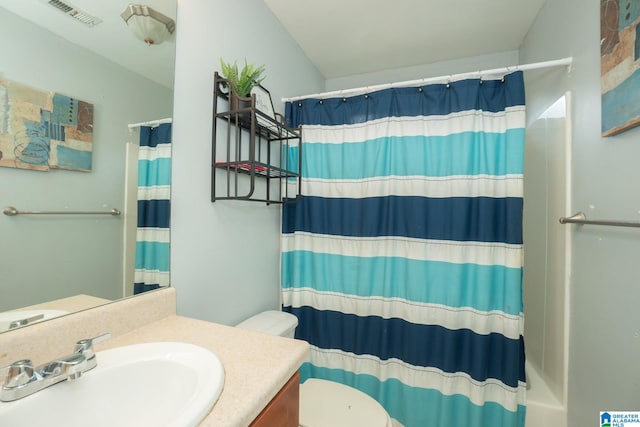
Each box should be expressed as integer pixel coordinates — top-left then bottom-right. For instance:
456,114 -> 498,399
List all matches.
525,361 -> 565,426
523,93 -> 571,427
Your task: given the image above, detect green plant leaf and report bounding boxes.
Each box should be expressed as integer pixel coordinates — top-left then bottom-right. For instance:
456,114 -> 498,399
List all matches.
219,58 -> 265,97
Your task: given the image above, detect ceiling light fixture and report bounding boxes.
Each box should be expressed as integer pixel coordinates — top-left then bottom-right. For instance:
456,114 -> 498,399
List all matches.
120,4 -> 175,46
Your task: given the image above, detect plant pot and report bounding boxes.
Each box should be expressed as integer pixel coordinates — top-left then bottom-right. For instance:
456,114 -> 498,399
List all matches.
230,94 -> 252,112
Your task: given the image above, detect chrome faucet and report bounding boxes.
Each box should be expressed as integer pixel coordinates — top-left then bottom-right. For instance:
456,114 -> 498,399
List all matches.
0,333 -> 110,402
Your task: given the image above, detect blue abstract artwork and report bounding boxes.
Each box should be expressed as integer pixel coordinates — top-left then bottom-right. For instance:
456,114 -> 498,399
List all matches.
601,0 -> 640,136
0,79 -> 93,171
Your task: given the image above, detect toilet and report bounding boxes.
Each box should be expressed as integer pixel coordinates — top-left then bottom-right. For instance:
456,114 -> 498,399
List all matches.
237,310 -> 393,427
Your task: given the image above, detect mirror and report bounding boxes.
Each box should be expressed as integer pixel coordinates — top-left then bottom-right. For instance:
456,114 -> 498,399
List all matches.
0,0 -> 176,330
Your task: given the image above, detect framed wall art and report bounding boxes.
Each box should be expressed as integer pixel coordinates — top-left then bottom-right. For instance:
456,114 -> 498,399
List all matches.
601,0 -> 640,136
0,79 -> 93,171
251,84 -> 276,128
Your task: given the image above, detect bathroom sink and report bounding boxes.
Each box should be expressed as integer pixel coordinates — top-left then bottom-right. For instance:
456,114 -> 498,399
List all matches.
0,342 -> 225,427
0,309 -> 68,332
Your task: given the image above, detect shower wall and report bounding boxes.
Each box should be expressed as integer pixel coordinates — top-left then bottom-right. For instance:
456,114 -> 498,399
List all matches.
523,94 -> 571,404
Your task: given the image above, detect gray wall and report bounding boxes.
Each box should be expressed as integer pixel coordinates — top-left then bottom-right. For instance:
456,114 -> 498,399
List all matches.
521,0 -> 640,426
170,0 -> 325,325
326,50 -> 519,91
0,8 -> 173,311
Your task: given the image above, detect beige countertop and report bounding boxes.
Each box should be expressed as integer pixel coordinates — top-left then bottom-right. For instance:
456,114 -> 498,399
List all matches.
0,289 -> 309,427
95,314 -> 309,427
16,294 -> 112,314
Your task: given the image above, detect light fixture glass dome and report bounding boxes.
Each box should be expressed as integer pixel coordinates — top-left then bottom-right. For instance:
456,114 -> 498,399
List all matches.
121,4 -> 175,45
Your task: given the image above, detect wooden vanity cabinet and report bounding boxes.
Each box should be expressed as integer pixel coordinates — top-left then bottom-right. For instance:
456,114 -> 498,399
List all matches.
250,371 -> 300,427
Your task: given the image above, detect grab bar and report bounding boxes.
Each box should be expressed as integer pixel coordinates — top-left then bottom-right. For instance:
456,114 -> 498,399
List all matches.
3,206 -> 121,216
559,212 -> 640,228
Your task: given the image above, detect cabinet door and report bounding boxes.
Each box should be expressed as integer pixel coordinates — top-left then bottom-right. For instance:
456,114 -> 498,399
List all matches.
250,371 -> 300,427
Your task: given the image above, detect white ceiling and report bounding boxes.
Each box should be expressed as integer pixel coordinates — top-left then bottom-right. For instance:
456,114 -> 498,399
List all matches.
1,0 -> 176,89
264,0 -> 547,79
1,0 -> 547,88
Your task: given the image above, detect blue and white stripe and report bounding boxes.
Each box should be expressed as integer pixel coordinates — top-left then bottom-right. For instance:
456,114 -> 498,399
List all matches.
287,127 -> 525,179
292,175 -> 523,199
306,346 -> 525,410
282,233 -> 523,268
283,72 -> 526,427
283,288 -> 523,339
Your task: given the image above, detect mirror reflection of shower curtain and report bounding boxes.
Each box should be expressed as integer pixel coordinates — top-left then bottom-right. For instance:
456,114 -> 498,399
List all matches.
134,123 -> 171,294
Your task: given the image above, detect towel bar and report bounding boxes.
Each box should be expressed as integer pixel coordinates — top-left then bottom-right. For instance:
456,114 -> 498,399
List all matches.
559,212 -> 640,228
3,206 -> 121,216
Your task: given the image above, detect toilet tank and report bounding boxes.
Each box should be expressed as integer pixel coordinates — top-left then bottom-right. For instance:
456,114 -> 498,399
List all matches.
236,310 -> 298,338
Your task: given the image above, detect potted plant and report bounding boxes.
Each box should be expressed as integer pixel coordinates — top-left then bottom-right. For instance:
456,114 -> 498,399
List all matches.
219,58 -> 266,109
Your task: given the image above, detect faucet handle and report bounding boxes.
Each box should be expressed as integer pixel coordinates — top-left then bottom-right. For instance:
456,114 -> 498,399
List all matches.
71,333 -> 111,374
74,332 -> 111,354
8,314 -> 44,330
1,360 -> 36,388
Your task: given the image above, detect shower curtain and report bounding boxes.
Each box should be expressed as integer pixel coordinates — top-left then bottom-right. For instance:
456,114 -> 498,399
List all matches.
282,72 -> 526,427
134,123 -> 171,294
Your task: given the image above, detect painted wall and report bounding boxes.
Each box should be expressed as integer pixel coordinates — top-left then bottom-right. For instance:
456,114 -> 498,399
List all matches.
170,0 -> 324,325
0,8 -> 173,311
521,0 -> 640,425
326,51 -> 519,91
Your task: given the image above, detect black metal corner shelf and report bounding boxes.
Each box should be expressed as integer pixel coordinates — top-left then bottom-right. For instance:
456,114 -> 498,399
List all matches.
211,72 -> 302,205
214,161 -> 299,179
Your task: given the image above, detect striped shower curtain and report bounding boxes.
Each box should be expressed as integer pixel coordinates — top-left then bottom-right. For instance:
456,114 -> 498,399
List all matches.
134,123 -> 171,294
282,72 -> 526,427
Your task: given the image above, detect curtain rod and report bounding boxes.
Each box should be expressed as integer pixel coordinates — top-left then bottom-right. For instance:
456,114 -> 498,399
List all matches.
281,57 -> 573,103
128,117 -> 173,129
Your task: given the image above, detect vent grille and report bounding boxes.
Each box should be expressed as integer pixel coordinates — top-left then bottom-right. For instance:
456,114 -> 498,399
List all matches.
47,0 -> 102,27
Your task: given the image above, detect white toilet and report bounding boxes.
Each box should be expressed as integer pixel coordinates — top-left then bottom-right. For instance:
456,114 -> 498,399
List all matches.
237,310 -> 393,427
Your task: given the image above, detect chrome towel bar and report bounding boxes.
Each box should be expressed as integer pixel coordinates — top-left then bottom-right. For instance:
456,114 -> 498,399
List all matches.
3,206 -> 121,216
559,212 -> 640,228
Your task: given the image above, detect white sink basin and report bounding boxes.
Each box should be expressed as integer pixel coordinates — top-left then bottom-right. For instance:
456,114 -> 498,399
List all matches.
0,342 -> 225,426
0,309 -> 68,332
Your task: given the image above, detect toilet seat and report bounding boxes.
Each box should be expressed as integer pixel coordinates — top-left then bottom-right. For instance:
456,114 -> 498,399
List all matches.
299,379 -> 392,427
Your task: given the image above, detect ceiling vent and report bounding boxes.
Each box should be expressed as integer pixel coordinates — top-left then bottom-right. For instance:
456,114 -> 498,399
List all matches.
46,0 -> 102,27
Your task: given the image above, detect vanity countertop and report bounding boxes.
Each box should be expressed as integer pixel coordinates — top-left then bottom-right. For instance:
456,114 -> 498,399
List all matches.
95,314 -> 310,427
0,288 -> 307,426
16,294 -> 112,314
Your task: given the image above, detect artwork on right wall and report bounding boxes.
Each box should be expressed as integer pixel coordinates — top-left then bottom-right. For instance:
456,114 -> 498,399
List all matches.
600,0 -> 640,136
